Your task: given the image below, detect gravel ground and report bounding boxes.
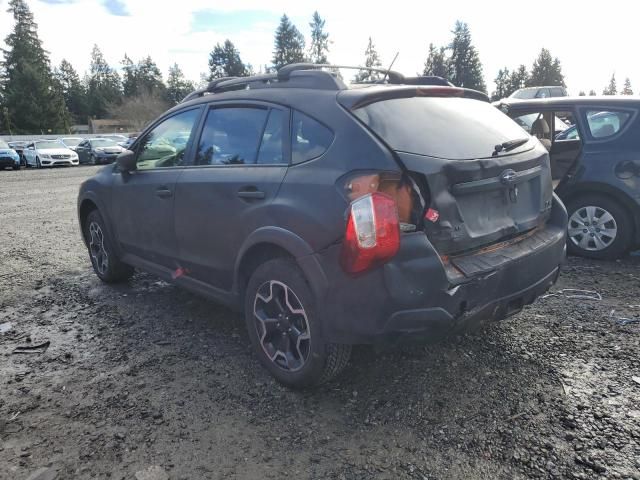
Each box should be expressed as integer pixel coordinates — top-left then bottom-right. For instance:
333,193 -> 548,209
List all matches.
1,166 -> 639,480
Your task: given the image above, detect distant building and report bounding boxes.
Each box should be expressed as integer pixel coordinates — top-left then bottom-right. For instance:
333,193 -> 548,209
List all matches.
89,119 -> 135,134
70,124 -> 89,134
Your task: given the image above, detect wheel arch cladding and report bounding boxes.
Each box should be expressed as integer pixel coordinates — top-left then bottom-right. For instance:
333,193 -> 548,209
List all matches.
79,199 -> 98,245
233,227 -> 329,304
562,182 -> 639,242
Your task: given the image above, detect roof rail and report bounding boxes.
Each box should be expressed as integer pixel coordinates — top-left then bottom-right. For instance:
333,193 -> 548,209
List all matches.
277,63 -> 405,84
180,64 -> 459,104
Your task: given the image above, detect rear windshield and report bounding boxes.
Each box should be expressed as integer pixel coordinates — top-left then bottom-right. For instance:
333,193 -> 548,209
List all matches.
353,97 -> 532,160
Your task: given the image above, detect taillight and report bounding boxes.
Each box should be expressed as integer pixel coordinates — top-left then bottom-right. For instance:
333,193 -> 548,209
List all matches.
340,192 -> 400,274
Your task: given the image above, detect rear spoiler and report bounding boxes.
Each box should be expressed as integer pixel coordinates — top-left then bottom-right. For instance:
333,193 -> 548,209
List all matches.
338,85 -> 490,110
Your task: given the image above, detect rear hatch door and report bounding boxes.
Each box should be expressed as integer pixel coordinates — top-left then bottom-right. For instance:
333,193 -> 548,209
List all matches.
343,92 -> 553,255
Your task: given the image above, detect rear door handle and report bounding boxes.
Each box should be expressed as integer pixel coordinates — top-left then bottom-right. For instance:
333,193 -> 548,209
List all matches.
237,189 -> 265,200
155,187 -> 173,199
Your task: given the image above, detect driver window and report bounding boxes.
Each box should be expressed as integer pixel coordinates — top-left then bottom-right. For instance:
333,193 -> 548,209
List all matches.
136,109 -> 200,170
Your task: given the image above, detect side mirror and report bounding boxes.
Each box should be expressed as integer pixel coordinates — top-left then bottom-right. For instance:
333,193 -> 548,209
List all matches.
116,150 -> 137,172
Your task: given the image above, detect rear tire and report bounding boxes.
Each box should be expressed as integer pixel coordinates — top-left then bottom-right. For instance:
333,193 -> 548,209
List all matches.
566,194 -> 633,260
244,258 -> 351,388
83,210 -> 134,283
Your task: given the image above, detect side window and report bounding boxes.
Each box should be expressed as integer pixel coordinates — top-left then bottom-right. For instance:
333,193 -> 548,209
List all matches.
136,108 -> 200,170
256,109 -> 286,165
513,111 -> 553,151
553,111 -> 578,140
535,88 -> 550,98
585,110 -> 631,139
195,107 -> 268,165
291,111 -> 333,164
550,87 -> 565,97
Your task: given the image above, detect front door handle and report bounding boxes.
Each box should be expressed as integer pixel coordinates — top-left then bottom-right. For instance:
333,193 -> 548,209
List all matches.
237,189 -> 265,200
155,187 -> 173,199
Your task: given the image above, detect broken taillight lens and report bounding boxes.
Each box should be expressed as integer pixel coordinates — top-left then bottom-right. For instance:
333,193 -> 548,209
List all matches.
340,192 -> 400,274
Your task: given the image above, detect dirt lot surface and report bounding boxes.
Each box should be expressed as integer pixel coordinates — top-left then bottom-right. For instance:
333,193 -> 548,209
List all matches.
1,166 -> 639,480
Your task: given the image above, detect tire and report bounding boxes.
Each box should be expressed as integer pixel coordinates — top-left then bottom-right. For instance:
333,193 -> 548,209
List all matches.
12,164 -> 19,170
83,209 -> 134,283
90,154 -> 97,165
35,157 -> 42,169
244,258 -> 351,388
566,194 -> 633,260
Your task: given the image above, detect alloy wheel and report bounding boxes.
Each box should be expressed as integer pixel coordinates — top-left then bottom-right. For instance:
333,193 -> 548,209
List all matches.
88,222 -> 109,275
253,280 -> 311,372
568,205 -> 618,252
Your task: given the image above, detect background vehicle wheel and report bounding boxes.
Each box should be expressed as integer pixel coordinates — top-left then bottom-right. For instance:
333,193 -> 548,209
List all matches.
12,164 -> 19,170
244,258 -> 351,388
83,210 -> 134,283
90,154 -> 97,165
35,157 -> 42,169
566,194 -> 633,260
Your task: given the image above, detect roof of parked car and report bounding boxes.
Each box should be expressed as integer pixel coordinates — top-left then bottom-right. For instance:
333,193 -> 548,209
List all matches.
496,96 -> 640,109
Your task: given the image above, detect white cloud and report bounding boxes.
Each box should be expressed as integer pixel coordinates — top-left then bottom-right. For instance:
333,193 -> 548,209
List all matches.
0,0 -> 638,95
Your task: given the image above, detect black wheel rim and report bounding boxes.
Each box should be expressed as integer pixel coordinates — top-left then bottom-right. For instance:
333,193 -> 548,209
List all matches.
88,221 -> 109,275
253,280 -> 311,372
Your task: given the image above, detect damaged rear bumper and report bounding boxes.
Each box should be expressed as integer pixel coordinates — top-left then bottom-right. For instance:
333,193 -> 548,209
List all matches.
317,195 -> 567,344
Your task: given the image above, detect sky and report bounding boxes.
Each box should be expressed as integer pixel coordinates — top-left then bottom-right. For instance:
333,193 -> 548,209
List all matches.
0,0 -> 638,95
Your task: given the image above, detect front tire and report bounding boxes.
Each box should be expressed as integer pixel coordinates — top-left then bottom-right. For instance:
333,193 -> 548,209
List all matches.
244,258 -> 351,388
83,210 -> 134,283
35,157 -> 42,169
90,154 -> 97,165
566,194 -> 633,260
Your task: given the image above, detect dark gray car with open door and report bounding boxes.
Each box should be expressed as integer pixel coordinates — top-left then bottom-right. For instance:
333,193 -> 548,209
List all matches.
496,97 -> 640,259
78,64 -> 567,388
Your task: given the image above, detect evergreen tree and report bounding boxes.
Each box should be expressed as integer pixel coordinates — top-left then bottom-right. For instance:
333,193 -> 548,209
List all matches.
87,45 -> 121,118
272,14 -> 306,70
121,54 -> 137,97
589,89 -> 597,96
136,56 -> 165,95
208,40 -> 249,80
54,59 -> 88,124
621,77 -> 633,95
491,68 -> 511,101
578,91 -> 586,96
422,43 -> 449,78
1,0 -> 70,133
308,11 -> 329,64
508,64 -> 530,94
448,21 -> 486,92
166,63 -> 195,105
602,73 -> 617,95
354,37 -> 382,82
528,48 -> 565,87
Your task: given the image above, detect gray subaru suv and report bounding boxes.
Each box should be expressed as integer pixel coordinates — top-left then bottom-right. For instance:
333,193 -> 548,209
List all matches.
78,64 -> 567,388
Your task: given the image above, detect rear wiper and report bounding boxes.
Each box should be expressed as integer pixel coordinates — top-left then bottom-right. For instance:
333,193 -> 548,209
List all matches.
492,138 -> 529,156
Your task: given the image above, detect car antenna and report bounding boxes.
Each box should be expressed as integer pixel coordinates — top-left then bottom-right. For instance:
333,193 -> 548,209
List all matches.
380,52 -> 399,83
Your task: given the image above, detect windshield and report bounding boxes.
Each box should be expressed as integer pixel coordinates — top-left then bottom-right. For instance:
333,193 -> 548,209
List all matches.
353,97 -> 532,160
61,138 -> 82,146
0,140 -> 9,149
36,141 -> 64,149
92,139 -> 118,147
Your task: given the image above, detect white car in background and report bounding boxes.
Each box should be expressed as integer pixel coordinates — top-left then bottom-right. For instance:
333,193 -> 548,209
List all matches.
23,140 -> 79,168
58,137 -> 84,152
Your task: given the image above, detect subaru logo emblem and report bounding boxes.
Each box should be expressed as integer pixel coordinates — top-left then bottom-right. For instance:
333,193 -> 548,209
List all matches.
500,169 -> 517,186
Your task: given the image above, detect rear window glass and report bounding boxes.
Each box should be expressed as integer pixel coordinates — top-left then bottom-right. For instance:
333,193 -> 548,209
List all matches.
586,110 -> 631,139
353,97 -> 531,160
291,111 -> 333,164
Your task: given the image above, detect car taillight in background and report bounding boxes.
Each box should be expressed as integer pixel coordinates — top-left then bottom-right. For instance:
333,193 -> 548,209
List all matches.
340,192 -> 400,274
